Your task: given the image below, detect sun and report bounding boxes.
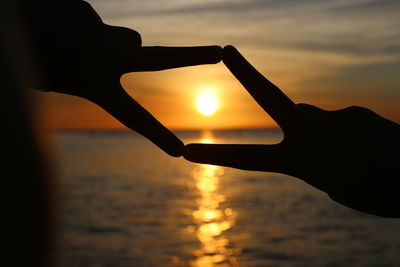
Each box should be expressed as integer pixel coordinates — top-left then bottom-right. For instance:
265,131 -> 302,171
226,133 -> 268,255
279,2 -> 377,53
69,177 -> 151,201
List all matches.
197,92 -> 218,116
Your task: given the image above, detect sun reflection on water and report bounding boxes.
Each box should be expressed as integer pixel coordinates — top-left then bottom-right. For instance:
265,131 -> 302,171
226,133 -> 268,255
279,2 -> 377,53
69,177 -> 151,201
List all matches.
188,132 -> 241,267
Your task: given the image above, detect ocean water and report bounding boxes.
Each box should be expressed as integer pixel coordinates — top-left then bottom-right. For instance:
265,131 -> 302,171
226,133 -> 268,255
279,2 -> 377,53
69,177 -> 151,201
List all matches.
49,130 -> 400,267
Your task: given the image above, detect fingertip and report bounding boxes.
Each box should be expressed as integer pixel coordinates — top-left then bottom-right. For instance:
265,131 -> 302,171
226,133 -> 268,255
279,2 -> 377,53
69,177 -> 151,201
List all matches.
223,45 -> 247,71
183,143 -> 198,162
183,143 -> 206,162
139,127 -> 184,157
164,139 -> 184,157
223,45 -> 237,54
222,45 -> 239,63
204,45 -> 223,64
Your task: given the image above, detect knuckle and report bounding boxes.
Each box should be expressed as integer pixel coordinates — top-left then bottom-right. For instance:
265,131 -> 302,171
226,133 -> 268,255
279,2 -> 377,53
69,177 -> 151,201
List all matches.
344,106 -> 370,113
345,105 -> 361,111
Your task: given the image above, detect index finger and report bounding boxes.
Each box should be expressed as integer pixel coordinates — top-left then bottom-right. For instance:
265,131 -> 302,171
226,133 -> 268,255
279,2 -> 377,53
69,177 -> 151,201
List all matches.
223,45 -> 296,130
88,82 -> 184,157
127,46 -> 222,71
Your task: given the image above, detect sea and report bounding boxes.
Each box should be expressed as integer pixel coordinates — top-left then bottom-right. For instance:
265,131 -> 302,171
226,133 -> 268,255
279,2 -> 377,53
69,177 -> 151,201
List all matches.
48,129 -> 400,267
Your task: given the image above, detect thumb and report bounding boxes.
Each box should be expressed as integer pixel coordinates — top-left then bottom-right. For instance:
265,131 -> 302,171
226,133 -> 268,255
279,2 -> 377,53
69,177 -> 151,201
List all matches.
184,143 -> 288,173
86,82 -> 184,157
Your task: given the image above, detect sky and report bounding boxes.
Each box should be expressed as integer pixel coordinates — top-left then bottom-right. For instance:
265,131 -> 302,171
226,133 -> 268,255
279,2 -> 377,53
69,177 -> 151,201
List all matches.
35,0 -> 400,130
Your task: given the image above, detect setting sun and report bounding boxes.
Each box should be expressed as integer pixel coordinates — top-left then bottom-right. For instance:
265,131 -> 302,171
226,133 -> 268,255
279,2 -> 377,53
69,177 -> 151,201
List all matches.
197,92 -> 218,116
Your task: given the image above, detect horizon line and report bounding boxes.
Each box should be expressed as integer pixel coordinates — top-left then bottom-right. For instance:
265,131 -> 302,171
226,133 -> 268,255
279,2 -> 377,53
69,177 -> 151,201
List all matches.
48,126 -> 281,132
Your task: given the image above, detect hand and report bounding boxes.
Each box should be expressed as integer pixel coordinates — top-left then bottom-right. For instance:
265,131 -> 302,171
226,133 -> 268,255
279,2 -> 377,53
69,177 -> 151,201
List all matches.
184,46 -> 400,217
25,0 -> 222,156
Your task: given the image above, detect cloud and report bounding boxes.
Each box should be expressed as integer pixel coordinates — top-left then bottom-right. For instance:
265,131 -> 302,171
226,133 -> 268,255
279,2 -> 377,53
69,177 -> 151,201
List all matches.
89,0 -> 399,18
83,0 -> 400,124
90,0 -> 399,58
299,60 -> 400,98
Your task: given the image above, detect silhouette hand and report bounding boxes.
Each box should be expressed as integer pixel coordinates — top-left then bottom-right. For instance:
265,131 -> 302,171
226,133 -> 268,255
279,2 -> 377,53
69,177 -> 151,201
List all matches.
26,1 -> 221,156
184,46 -> 400,217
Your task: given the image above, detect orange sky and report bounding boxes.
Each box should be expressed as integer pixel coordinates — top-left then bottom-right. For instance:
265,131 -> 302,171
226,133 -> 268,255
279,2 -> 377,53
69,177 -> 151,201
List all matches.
34,0 -> 400,131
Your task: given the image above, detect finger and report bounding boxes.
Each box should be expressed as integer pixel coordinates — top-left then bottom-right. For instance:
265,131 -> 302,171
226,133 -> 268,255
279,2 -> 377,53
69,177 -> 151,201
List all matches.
88,83 -> 184,157
128,46 -> 222,71
223,45 -> 296,130
184,143 -> 287,173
